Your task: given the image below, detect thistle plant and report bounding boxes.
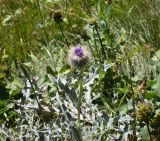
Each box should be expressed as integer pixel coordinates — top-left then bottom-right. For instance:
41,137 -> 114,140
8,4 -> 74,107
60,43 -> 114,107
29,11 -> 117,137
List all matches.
67,44 -> 91,140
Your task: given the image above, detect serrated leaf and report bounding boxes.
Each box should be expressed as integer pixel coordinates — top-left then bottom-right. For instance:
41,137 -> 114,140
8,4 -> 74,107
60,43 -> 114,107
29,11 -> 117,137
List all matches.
6,103 -> 14,109
58,80 -> 78,107
12,77 -> 25,88
140,126 -> 149,140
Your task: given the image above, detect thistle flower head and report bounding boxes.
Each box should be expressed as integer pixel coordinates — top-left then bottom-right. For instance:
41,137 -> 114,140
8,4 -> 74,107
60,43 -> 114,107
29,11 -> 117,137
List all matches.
67,44 -> 91,69
136,102 -> 154,122
74,46 -> 84,57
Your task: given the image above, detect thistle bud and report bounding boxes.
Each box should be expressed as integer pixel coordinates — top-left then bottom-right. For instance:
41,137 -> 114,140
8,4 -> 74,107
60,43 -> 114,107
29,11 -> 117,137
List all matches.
67,44 -> 91,69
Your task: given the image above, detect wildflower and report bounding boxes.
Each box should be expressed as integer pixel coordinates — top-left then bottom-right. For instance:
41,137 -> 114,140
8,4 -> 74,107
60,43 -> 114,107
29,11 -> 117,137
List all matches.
67,44 -> 91,69
136,102 -> 154,123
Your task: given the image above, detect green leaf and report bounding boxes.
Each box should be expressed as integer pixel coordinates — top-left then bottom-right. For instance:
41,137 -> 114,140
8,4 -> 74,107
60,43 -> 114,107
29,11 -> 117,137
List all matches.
0,65 -> 9,71
99,70 -> 105,80
0,107 -> 8,115
156,74 -> 160,97
140,126 -> 149,140
145,91 -> 157,100
2,15 -> 13,25
70,126 -> 83,141
29,53 -> 39,63
23,62 -> 32,67
46,66 -> 57,76
0,73 -> 6,79
0,100 -> 5,108
12,77 -> 25,88
58,80 -> 78,107
6,103 -> 14,109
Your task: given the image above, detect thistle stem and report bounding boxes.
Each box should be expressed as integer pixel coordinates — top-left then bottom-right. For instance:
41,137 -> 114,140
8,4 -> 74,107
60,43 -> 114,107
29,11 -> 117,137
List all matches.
92,28 -> 102,63
94,25 -> 107,60
146,122 -> 153,141
77,69 -> 84,141
19,62 -> 42,110
58,23 -> 70,48
130,77 -> 137,138
36,0 -> 49,46
127,53 -> 136,138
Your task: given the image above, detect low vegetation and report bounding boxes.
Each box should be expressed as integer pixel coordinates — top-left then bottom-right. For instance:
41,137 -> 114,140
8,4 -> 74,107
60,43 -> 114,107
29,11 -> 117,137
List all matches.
0,0 -> 160,140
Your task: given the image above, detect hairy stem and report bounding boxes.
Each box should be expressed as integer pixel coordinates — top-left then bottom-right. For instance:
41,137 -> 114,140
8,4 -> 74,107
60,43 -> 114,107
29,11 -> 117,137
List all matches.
77,69 -> 84,141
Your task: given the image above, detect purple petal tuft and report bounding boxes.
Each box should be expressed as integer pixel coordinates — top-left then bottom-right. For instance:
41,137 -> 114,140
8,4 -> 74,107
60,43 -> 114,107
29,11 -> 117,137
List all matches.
74,46 -> 84,57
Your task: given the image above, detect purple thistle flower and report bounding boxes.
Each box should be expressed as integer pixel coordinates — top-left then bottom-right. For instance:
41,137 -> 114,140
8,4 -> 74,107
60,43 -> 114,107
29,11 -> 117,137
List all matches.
74,45 -> 84,57
67,44 -> 91,69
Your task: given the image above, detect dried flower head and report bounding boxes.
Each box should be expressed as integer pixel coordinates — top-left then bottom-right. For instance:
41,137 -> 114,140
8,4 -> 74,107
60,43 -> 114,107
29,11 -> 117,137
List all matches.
67,44 -> 91,69
136,102 -> 154,122
81,31 -> 90,41
53,10 -> 63,23
89,18 -> 97,26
